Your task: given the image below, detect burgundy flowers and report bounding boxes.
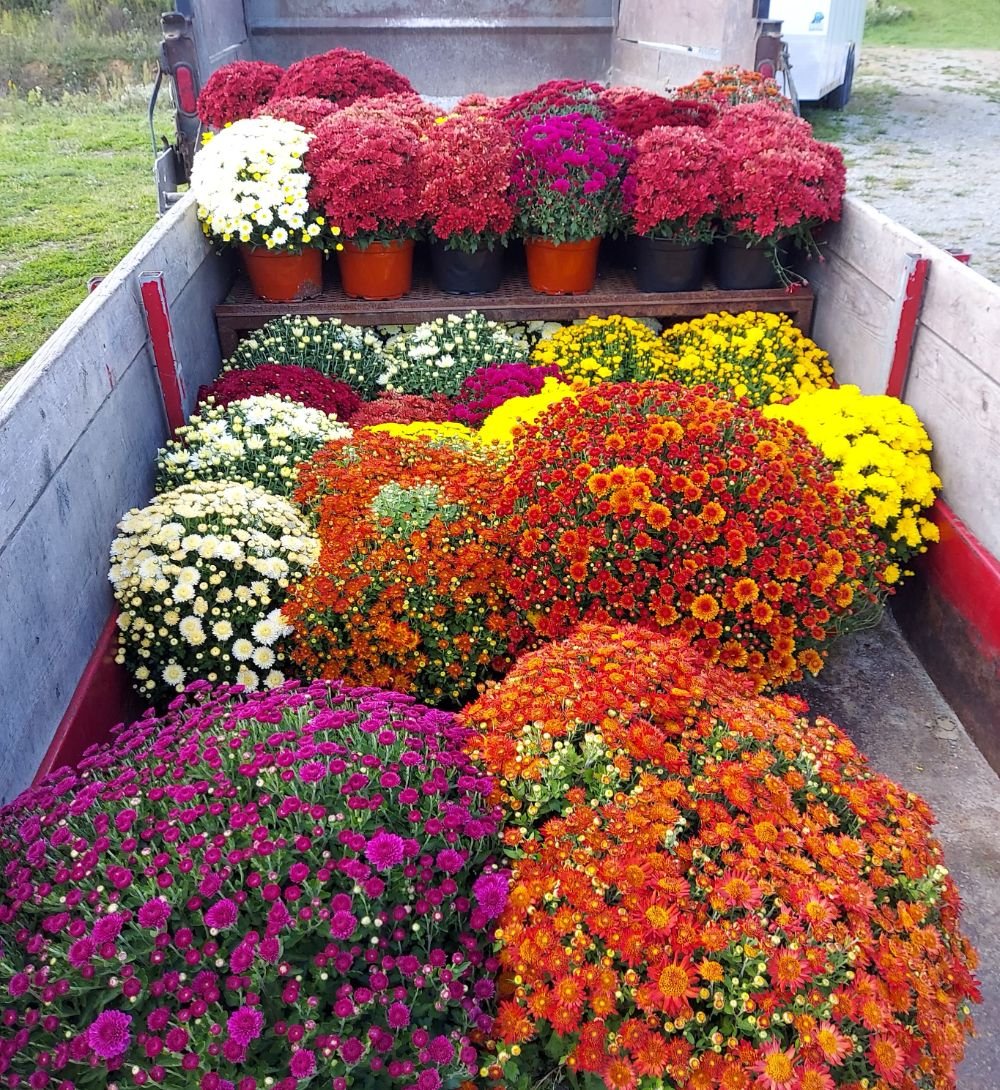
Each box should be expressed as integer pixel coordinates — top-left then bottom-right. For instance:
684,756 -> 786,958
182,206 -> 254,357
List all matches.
198,363 -> 362,419
196,61 -> 285,129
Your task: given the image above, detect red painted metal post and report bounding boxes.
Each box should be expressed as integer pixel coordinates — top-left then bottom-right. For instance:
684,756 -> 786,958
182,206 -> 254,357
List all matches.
140,272 -> 187,436
884,254 -> 931,399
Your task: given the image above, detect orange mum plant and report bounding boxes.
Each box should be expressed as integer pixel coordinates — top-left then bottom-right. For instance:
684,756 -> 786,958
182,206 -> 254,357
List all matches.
463,625 -> 980,1090
499,382 -> 888,686
284,432 -> 515,704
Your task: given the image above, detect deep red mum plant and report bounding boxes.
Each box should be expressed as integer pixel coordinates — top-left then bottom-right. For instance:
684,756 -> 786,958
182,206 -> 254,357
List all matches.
626,124 -> 728,242
306,106 -> 422,244
197,364 -> 361,419
495,79 -> 605,130
715,105 -> 846,253
253,95 -> 340,131
350,393 -> 454,428
196,60 -> 285,129
272,47 -> 413,104
418,112 -> 516,251
597,87 -> 715,139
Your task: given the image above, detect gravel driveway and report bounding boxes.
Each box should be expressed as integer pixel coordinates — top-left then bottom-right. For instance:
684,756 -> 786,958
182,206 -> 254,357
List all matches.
812,47 -> 1000,282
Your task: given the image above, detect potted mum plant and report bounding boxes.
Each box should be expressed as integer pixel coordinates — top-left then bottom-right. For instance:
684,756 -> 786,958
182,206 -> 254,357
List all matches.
511,111 -> 633,294
418,112 -> 516,294
195,59 -> 285,129
189,116 -> 331,302
626,124 -> 727,292
713,104 -> 846,288
306,106 -> 422,299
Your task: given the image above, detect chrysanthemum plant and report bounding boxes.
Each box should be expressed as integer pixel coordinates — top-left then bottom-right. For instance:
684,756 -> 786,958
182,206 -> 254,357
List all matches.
109,480 -> 318,702
156,396 -> 351,498
765,384 -> 942,582
499,381 -> 889,686
659,310 -> 835,406
284,432 -> 516,705
383,312 -> 528,398
189,117 -> 332,253
224,315 -> 391,400
0,680 -> 509,1090
530,315 -> 672,383
463,624 -> 980,1090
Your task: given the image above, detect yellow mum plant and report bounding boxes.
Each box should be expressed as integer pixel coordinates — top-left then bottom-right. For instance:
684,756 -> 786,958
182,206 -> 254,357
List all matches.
659,310 -> 834,405
366,420 -> 477,447
530,314 -> 671,383
765,384 -> 941,581
477,377 -> 579,447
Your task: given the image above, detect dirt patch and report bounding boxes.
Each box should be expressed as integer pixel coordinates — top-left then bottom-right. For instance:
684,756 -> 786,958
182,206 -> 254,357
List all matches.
818,47 -> 1000,282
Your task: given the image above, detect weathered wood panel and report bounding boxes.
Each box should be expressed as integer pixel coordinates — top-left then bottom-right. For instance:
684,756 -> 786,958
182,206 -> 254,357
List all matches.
814,196 -> 1000,562
0,196 -> 231,804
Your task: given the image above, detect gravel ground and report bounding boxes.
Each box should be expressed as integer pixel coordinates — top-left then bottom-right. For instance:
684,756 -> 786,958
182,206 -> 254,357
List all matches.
812,47 -> 1000,282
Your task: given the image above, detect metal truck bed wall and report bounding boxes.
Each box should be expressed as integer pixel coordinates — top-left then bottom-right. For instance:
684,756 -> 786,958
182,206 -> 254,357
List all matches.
179,0 -> 760,99
0,196 -> 231,804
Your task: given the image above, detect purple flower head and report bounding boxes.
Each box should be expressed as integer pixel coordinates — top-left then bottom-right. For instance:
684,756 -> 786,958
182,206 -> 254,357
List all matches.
137,898 -> 172,930
329,910 -> 358,940
387,1001 -> 410,1030
92,913 -> 124,944
227,1006 -> 264,1047
298,761 -> 327,783
364,832 -> 405,872
427,1036 -> 454,1064
417,1070 -> 441,1090
9,972 -> 30,998
289,1050 -> 316,1079
435,848 -> 466,875
204,898 -> 239,930
87,1010 -> 132,1059
340,1038 -> 364,1065
472,871 -> 510,920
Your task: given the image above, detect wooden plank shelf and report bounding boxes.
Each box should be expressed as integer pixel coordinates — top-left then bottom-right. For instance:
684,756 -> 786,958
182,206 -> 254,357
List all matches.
215,258 -> 815,358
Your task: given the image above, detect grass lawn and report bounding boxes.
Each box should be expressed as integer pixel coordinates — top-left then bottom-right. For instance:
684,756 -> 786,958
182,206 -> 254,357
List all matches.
0,94 -> 163,386
865,0 -> 1000,49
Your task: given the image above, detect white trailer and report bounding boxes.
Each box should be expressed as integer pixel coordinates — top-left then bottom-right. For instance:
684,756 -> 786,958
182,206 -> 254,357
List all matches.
769,0 -> 867,106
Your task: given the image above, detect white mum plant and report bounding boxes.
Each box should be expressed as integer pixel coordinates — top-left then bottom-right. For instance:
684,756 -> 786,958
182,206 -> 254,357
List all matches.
382,311 -> 528,396
156,395 -> 351,497
190,116 -> 332,250
109,480 -> 319,703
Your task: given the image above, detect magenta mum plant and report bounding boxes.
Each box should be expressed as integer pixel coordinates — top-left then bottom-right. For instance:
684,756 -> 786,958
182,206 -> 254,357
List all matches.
0,681 -> 507,1090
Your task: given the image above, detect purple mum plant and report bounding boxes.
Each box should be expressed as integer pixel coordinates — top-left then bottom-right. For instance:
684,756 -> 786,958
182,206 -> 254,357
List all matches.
450,363 -> 566,428
0,680 -> 507,1090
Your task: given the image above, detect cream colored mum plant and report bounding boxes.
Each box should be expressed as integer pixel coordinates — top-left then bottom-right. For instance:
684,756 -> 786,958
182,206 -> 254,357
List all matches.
109,480 -> 319,703
190,116 -> 332,251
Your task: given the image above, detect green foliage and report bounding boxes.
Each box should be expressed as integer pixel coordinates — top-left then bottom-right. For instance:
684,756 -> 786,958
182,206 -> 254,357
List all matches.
866,1 -> 914,29
0,93 -> 163,383
864,0 -> 1000,47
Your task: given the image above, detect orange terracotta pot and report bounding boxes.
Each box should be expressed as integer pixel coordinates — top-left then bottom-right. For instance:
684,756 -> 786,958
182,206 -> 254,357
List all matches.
337,238 -> 415,300
523,236 -> 601,294
239,245 -> 323,302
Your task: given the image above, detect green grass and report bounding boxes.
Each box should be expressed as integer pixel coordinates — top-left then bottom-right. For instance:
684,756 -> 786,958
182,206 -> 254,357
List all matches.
865,0 -> 1000,49
0,93 -> 164,384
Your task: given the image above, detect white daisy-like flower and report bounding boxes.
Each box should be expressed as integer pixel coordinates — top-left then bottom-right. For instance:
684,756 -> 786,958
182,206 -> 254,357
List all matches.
162,663 -> 186,688
252,646 -> 276,669
264,670 -> 285,689
178,616 -> 206,646
236,665 -> 260,689
232,639 -> 255,661
212,620 -> 234,641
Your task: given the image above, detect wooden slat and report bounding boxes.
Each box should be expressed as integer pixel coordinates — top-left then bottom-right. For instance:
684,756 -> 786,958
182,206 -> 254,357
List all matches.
215,264 -> 815,358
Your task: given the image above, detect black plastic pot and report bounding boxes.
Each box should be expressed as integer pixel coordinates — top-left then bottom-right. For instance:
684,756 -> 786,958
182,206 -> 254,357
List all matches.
711,237 -> 787,290
428,240 -> 505,294
633,236 -> 708,293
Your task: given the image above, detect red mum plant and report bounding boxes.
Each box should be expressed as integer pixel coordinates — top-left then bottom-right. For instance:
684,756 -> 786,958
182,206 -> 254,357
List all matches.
495,79 -> 606,129
253,94 -> 340,131
349,92 -> 440,130
418,112 -> 516,252
195,60 -> 285,129
0,679 -> 506,1090
197,363 -> 361,419
272,47 -> 413,105
463,624 -> 979,1090
451,363 -> 564,428
306,106 -> 422,245
675,65 -> 795,111
716,105 -> 846,257
350,392 -> 454,428
499,381 -> 888,686
284,433 -> 515,704
626,124 -> 728,243
597,86 -> 715,139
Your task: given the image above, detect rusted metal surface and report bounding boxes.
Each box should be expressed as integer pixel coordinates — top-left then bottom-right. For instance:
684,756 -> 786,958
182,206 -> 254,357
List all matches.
215,260 -> 815,358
